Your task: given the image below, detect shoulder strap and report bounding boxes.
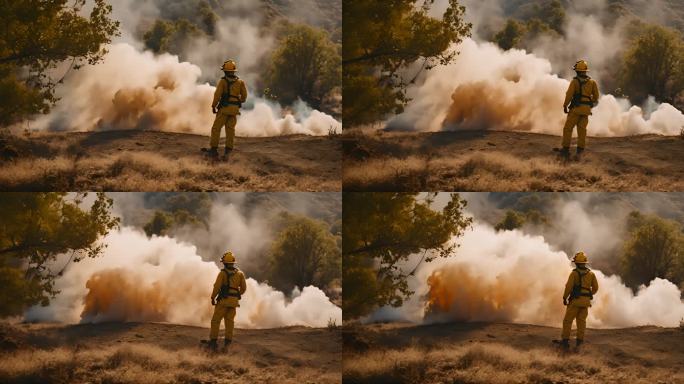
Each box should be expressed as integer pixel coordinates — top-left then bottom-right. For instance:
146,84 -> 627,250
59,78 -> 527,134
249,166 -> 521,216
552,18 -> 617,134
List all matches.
222,269 -> 234,285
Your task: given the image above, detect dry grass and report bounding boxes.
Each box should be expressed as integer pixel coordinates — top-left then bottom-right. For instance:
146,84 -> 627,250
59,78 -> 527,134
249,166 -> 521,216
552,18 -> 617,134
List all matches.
0,151 -> 335,191
0,342 -> 330,384
0,130 -> 340,191
344,342 -> 680,384
344,151 -> 677,192
343,130 -> 684,192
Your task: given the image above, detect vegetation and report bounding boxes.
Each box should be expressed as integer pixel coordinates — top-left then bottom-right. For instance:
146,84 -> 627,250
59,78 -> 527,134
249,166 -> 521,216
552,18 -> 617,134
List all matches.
0,193 -> 119,317
143,19 -> 203,54
342,193 -> 472,319
0,0 -> 119,127
343,0 -> 471,127
620,211 -> 684,290
495,210 -> 526,231
268,213 -> 341,293
620,24 -> 684,106
266,23 -> 341,109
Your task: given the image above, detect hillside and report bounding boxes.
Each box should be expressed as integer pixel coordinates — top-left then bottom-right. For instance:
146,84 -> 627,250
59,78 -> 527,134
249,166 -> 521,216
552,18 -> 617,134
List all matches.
343,130 -> 684,192
0,130 -> 341,191
343,321 -> 684,384
0,322 -> 341,384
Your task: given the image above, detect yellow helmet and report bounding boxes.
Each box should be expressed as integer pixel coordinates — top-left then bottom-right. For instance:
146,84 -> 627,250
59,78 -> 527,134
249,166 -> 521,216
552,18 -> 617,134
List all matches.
572,251 -> 588,264
221,60 -> 237,72
573,60 -> 589,72
221,251 -> 236,264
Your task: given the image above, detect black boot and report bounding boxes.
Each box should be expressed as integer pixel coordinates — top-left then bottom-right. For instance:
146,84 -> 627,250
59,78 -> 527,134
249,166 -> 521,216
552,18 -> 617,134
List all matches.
576,147 -> 585,159
223,339 -> 232,351
576,339 -> 583,348
206,147 -> 219,159
560,338 -> 570,350
559,147 -> 570,158
207,338 -> 218,352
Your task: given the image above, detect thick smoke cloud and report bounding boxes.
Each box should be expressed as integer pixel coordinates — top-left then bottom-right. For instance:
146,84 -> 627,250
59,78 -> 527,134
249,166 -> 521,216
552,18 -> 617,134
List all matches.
33,43 -> 339,136
30,0 -> 341,136
24,227 -> 341,328
368,222 -> 684,328
390,0 -> 684,136
388,39 -> 684,136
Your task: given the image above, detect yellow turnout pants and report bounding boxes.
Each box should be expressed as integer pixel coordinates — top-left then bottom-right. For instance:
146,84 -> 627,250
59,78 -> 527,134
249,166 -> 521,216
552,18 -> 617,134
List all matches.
210,302 -> 237,341
562,112 -> 588,149
562,303 -> 588,340
210,110 -> 237,149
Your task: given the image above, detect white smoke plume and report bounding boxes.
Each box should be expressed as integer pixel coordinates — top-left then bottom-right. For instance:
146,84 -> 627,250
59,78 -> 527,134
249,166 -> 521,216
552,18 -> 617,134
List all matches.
388,38 -> 684,136
28,0 -> 341,136
32,43 -> 340,136
388,0 -> 684,136
24,227 -> 341,328
366,222 -> 684,329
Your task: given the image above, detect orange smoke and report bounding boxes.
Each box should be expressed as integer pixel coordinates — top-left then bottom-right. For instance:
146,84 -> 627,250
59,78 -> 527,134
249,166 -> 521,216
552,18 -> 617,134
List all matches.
442,82 -> 528,131
425,263 -> 563,324
81,269 -> 169,323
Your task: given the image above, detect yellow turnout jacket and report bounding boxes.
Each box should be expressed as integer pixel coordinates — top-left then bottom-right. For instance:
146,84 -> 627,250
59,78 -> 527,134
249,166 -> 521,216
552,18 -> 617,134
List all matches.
211,268 -> 247,307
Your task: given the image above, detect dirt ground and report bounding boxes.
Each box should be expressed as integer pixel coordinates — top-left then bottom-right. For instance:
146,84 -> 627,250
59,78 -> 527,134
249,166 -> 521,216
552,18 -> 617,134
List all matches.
343,321 -> 684,384
343,130 -> 684,192
0,130 -> 341,191
0,322 -> 341,384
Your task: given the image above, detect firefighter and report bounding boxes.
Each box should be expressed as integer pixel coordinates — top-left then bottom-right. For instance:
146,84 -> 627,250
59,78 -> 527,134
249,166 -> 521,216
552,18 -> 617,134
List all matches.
206,60 -> 248,160
209,251 -> 247,352
559,60 -> 600,158
559,251 -> 599,350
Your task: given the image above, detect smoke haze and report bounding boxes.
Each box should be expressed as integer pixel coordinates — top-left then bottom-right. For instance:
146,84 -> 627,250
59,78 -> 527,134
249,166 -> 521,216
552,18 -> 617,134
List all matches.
366,193 -> 684,328
389,1 -> 684,136
25,227 -> 341,328
29,0 -> 341,136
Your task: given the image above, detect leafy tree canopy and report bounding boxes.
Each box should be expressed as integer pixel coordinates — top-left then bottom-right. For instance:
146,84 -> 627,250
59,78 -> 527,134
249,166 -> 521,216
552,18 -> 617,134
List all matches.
343,0 -> 471,127
620,211 -> 684,290
266,23 -> 341,110
343,193 -> 472,319
620,23 -> 684,106
268,213 -> 341,293
0,0 -> 120,127
0,192 -> 120,317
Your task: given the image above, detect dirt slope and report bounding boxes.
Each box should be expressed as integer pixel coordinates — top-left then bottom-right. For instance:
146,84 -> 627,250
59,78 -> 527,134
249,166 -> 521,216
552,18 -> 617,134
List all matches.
343,130 -> 684,192
343,321 -> 684,384
0,130 -> 341,191
0,322 -> 341,384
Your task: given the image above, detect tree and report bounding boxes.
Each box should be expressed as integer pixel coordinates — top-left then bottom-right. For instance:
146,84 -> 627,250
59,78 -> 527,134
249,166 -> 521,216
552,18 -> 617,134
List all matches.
143,211 -> 174,237
0,193 -> 120,317
343,193 -> 472,319
620,211 -> 684,290
143,18 -> 203,55
495,210 -> 526,231
268,213 -> 341,293
0,0 -> 120,127
494,19 -> 527,50
343,0 -> 471,127
266,23 -> 341,109
620,24 -> 684,106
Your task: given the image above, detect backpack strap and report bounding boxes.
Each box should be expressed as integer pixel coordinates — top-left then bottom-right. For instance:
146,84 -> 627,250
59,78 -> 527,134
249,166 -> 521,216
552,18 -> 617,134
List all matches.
219,76 -> 243,107
219,268 -> 242,299
571,77 -> 594,107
